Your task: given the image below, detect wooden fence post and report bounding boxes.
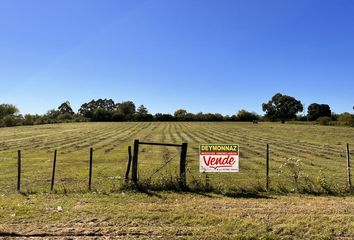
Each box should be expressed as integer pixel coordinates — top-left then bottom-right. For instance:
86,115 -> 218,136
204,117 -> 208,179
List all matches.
17,150 -> 21,192
51,149 -> 57,192
180,143 -> 188,189
125,146 -> 132,181
266,144 -> 270,191
346,144 -> 352,190
132,140 -> 139,184
89,147 -> 93,191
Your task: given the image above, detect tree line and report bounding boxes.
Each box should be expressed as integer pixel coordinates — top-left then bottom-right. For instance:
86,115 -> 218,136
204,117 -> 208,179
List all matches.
0,93 -> 353,127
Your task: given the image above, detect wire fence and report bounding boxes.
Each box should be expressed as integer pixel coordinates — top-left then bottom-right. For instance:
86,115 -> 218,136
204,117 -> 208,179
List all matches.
0,142 -> 352,194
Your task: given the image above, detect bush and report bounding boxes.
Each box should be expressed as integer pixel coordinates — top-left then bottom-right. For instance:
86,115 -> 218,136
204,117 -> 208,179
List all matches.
73,115 -> 88,122
331,113 -> 338,121
57,113 -> 74,121
1,115 -> 17,127
0,104 -> 19,119
296,114 -> 308,121
317,170 -> 333,194
278,158 -> 308,192
34,116 -> 50,125
318,116 -> 332,126
112,112 -> 126,121
23,115 -> 34,125
235,110 -> 260,122
92,108 -> 112,121
337,113 -> 354,126
307,103 -> 331,121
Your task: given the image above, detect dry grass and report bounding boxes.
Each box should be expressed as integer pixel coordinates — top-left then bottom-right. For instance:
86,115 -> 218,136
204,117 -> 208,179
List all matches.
0,192 -> 353,239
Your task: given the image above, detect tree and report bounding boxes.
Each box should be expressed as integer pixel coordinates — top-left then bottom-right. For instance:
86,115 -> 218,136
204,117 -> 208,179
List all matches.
154,113 -> 174,121
137,105 -> 148,115
174,109 -> 188,121
1,115 -> 17,127
307,103 -> 331,121
135,105 -> 153,121
78,102 -> 94,118
0,104 -> 18,119
78,99 -> 116,118
92,108 -> 112,121
116,101 -> 136,117
23,114 -> 34,125
337,112 -> 354,126
112,111 -> 126,121
185,113 -> 196,121
200,113 -> 224,121
235,109 -> 260,121
262,93 -> 303,123
58,101 -> 74,115
46,109 -> 60,120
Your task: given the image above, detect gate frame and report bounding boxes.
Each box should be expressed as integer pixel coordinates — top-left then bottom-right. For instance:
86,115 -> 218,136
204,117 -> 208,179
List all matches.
131,139 -> 188,189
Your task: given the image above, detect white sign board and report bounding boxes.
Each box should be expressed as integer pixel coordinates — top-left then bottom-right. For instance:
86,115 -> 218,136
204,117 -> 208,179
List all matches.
200,144 -> 239,173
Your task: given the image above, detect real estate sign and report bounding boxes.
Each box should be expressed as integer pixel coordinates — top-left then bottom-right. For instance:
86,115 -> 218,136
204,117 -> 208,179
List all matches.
199,144 -> 239,173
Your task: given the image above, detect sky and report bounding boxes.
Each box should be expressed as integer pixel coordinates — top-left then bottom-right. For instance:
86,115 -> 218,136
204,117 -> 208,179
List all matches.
0,0 -> 353,115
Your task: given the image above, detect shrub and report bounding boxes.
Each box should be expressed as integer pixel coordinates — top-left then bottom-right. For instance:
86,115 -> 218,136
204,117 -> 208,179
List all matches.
92,108 -> 112,121
57,113 -> 74,121
296,114 -> 308,121
1,115 -> 17,127
307,103 -> 331,121
23,115 -> 34,125
0,104 -> 19,119
318,116 -> 332,126
235,109 -> 260,121
278,158 -> 308,192
337,113 -> 354,126
317,170 -> 333,194
112,112 -> 126,121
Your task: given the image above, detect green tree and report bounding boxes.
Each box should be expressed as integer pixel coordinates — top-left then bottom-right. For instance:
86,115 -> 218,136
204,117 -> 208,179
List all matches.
1,115 -> 17,127
262,93 -> 303,123
307,103 -> 331,121
46,109 -> 60,120
135,105 -> 153,121
235,109 -> 260,121
23,114 -> 34,125
0,104 -> 18,119
58,101 -> 74,115
174,109 -> 188,121
137,105 -> 148,115
116,101 -> 136,117
154,113 -> 174,121
79,99 -> 116,118
337,113 -> 354,126
92,108 -> 112,121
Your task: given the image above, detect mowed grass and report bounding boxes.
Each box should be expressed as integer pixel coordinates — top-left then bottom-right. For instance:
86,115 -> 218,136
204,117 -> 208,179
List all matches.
0,122 -> 353,194
0,122 -> 354,238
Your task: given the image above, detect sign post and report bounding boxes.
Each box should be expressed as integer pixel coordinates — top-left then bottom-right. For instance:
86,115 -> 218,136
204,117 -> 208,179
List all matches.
200,144 -> 239,173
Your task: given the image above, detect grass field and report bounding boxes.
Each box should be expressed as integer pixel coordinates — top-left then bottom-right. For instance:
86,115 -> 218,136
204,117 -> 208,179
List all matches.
0,122 -> 353,194
0,122 -> 354,238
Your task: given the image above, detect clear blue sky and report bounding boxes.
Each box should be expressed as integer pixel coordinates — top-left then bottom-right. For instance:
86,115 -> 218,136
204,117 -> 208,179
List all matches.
0,0 -> 353,115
